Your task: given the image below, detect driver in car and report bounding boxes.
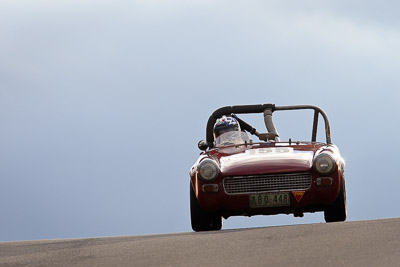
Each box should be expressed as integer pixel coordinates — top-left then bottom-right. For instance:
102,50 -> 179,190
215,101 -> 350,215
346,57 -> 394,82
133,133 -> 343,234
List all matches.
213,115 -> 251,147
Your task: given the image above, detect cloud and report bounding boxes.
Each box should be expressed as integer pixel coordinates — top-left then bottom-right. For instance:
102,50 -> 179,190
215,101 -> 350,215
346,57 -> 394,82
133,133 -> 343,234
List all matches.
290,13 -> 400,59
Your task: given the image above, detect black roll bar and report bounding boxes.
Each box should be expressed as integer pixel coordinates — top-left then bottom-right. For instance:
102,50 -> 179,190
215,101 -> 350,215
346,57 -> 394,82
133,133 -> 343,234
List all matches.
206,104 -> 331,148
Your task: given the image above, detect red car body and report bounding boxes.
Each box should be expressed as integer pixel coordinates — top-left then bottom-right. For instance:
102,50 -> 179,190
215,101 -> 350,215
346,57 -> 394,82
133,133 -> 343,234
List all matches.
190,104 -> 346,231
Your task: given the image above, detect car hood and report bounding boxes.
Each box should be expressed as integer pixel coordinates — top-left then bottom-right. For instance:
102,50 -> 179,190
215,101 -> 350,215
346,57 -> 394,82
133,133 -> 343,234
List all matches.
218,147 -> 314,176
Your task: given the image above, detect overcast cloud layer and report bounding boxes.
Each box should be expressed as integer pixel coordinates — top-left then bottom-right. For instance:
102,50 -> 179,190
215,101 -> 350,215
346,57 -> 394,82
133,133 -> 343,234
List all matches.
1,1 -> 399,241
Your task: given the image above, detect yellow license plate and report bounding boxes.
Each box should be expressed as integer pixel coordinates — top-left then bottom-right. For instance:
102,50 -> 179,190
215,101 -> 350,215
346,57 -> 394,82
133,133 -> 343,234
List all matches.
249,192 -> 290,208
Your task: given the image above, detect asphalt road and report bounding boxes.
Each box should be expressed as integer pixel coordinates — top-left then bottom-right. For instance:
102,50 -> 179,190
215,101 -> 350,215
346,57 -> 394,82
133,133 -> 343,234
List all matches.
1,218 -> 400,266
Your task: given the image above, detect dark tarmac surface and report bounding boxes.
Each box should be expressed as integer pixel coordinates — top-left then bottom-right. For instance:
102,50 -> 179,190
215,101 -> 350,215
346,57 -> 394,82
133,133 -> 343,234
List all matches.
1,218 -> 399,266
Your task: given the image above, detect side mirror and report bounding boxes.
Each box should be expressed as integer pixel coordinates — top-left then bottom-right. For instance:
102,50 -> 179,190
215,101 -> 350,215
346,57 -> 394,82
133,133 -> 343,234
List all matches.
198,140 -> 208,151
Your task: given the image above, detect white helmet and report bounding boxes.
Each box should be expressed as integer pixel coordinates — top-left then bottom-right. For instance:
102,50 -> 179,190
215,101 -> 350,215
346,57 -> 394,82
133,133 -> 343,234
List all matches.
213,116 -> 240,139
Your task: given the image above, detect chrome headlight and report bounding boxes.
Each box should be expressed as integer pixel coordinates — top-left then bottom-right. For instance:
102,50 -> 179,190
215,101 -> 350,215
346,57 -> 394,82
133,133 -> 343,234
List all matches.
313,153 -> 336,175
197,159 -> 220,181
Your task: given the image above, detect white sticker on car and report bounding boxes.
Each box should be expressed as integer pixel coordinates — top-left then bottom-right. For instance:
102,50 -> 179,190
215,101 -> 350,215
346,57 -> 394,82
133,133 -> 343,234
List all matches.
245,147 -> 294,155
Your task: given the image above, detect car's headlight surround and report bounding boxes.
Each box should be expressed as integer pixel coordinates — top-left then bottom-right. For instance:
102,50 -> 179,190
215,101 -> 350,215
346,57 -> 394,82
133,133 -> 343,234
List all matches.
313,153 -> 336,175
197,159 -> 220,181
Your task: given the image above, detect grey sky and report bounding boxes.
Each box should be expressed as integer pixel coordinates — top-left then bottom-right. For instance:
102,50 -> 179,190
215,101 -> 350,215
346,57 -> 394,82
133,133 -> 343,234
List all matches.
1,1 -> 399,241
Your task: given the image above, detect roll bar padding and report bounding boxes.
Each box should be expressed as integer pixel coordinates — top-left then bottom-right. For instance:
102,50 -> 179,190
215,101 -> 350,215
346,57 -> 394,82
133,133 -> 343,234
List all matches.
206,104 -> 331,148
206,104 -> 275,147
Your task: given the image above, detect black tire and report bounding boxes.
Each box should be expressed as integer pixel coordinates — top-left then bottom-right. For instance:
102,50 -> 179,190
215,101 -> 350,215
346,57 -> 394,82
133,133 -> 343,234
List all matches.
324,177 -> 347,223
190,184 -> 222,231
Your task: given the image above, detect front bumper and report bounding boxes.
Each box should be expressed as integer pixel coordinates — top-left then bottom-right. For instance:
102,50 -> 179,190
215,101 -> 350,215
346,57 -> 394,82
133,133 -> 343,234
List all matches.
191,171 -> 342,218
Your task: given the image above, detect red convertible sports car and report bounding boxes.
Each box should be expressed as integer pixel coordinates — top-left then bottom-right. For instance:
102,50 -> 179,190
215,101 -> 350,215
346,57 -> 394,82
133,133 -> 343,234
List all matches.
189,104 -> 346,231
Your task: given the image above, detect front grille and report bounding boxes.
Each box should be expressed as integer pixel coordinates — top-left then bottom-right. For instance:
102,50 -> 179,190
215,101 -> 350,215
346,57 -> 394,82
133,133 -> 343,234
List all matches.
223,172 -> 312,194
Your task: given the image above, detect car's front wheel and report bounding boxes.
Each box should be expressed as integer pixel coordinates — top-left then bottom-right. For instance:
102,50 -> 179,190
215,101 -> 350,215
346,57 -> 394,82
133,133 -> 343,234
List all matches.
324,176 -> 347,222
190,184 -> 222,231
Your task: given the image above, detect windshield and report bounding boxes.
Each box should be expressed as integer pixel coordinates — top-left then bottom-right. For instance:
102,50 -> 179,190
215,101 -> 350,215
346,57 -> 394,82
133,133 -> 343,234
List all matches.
214,131 -> 251,147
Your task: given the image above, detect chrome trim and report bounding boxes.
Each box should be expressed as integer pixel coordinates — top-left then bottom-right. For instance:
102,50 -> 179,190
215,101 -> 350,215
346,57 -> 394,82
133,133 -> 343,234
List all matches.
223,172 -> 312,195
